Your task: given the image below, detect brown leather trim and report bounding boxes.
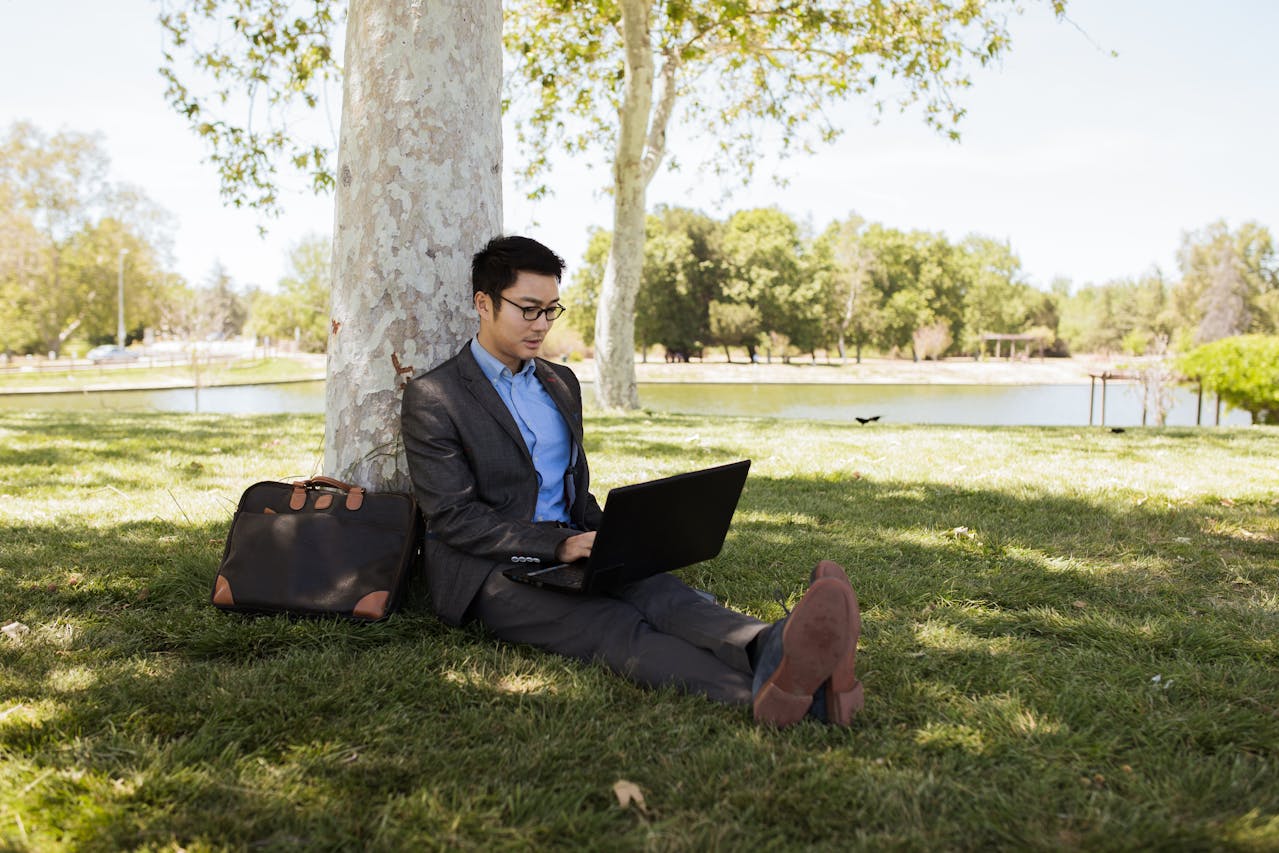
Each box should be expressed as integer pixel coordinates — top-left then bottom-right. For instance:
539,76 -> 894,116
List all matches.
314,493 -> 333,510
212,575 -> 235,606
308,476 -> 357,492
345,487 -> 365,511
289,483 -> 307,510
264,507 -> 277,514
352,590 -> 389,619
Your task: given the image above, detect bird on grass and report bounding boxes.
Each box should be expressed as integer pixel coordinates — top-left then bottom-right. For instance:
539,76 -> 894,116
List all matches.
855,415 -> 881,425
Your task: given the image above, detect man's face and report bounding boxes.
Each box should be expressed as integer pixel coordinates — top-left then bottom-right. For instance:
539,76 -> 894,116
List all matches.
475,270 -> 562,372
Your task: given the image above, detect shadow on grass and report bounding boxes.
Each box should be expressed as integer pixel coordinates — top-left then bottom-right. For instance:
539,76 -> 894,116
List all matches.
2,414 -> 1277,849
2,481 -> 1276,848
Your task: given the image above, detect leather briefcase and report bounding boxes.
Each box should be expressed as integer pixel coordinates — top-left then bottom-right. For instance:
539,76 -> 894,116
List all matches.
212,476 -> 421,621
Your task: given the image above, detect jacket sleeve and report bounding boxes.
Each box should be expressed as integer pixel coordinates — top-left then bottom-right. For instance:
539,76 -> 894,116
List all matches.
401,373 -> 572,563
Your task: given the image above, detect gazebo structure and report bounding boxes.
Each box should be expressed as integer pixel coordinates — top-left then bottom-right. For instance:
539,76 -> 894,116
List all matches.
979,333 -> 1047,360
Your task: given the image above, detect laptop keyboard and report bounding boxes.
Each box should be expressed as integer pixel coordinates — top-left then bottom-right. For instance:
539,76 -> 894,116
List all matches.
527,562 -> 587,588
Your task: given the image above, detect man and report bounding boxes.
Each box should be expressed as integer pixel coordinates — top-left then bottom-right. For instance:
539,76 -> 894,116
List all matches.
400,235 -> 863,726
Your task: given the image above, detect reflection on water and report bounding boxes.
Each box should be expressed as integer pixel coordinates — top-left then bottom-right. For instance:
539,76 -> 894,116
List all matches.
0,382 -> 328,415
622,382 -> 1249,427
0,379 -> 1250,427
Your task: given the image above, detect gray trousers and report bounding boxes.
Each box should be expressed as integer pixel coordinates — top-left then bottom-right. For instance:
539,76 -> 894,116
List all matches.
475,570 -> 768,705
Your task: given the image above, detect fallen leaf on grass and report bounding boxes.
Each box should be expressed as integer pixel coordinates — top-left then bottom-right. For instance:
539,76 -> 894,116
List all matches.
1072,600 -> 1087,610
613,780 -> 649,815
1220,497 -> 1236,506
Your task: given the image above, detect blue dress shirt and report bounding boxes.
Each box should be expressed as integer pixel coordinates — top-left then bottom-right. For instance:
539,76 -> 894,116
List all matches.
470,338 -> 572,523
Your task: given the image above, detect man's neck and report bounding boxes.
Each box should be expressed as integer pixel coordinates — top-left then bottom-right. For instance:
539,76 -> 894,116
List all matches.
473,336 -> 526,374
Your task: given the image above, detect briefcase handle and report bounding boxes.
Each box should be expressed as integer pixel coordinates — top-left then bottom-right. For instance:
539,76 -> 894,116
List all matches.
289,476 -> 365,511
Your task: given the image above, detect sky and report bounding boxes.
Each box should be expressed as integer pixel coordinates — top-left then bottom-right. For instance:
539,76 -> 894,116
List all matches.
2,0 -> 1277,294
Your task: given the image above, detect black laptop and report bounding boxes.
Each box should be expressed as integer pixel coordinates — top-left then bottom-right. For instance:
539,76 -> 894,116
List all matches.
503,459 -> 751,594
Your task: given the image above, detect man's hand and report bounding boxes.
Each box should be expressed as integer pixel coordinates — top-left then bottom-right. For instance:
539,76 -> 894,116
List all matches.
555,531 -> 596,563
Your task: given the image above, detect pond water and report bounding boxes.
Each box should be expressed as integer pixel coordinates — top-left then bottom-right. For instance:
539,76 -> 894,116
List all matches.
0,379 -> 1250,427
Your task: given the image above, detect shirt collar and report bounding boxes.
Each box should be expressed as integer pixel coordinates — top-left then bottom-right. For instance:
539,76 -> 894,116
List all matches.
470,337 -> 537,382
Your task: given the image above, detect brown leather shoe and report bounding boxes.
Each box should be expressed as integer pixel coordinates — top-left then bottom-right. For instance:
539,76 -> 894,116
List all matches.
752,577 -> 856,727
812,560 -> 864,726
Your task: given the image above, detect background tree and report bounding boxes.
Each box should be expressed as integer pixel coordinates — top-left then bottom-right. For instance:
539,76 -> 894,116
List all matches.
1,122 -> 109,354
60,217 -> 169,345
0,198 -> 45,353
1057,274 -> 1174,356
958,236 -> 1035,354
719,208 -> 817,362
249,234 -> 332,352
634,207 -> 723,361
707,300 -> 763,363
0,122 -> 174,354
1178,334 -> 1279,424
812,214 -> 883,363
191,263 -> 250,341
1172,220 -> 1278,347
863,225 -> 963,359
561,227 -> 612,349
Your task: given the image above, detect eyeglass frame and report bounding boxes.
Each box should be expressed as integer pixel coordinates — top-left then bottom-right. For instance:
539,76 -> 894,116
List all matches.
497,294 -> 566,322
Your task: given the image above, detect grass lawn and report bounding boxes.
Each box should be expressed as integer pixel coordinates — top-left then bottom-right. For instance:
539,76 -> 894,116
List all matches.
1,411 -> 1276,851
0,358 -> 323,394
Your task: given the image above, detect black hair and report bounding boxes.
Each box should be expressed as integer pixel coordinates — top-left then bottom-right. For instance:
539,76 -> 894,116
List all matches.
471,235 -> 565,308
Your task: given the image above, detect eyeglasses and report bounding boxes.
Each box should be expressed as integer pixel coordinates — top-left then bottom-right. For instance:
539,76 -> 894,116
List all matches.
499,295 -> 566,322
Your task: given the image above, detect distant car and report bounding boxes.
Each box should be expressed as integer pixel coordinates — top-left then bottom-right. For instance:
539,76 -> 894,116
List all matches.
86,345 -> 139,363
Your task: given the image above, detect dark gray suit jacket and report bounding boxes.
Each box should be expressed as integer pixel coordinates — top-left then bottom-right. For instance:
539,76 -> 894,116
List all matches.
400,344 -> 604,626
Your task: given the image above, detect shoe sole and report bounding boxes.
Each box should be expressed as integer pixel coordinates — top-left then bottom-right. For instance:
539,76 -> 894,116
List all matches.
753,577 -> 854,727
814,560 -> 865,725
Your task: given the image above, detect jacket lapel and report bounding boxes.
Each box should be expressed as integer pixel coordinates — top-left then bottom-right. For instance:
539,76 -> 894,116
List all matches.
534,359 -> 584,447
457,345 -> 532,461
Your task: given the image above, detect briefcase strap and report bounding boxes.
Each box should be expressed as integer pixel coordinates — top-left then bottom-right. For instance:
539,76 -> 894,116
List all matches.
289,476 -> 366,511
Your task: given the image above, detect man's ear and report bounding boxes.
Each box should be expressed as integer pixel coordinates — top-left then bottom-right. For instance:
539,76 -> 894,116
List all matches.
474,292 -> 488,317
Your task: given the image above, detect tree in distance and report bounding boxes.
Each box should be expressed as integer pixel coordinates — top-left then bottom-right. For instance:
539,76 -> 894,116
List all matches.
1179,334 -> 1279,425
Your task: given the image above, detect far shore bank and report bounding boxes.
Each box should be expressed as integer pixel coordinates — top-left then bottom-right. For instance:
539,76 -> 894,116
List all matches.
565,354 -> 1128,386
0,353 -> 1145,395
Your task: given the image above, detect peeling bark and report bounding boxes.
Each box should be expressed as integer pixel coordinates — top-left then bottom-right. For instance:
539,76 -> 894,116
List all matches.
324,0 -> 502,489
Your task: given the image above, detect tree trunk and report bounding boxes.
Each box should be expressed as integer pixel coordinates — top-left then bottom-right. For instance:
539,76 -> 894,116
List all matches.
324,0 -> 502,490
593,0 -> 655,410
